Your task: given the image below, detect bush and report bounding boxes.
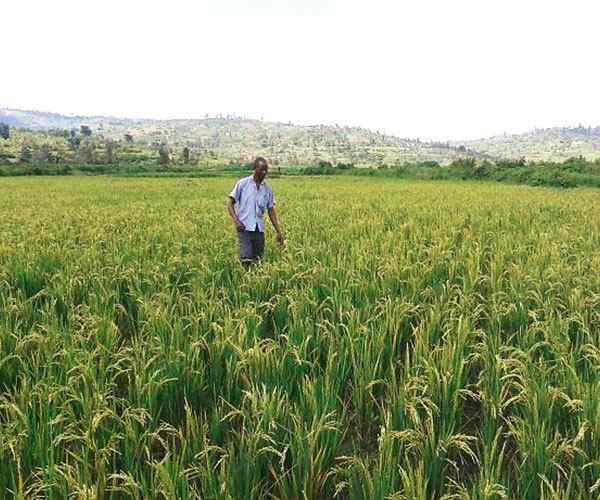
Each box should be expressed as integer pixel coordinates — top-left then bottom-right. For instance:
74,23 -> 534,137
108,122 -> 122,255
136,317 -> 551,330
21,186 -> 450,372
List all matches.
415,160 -> 440,169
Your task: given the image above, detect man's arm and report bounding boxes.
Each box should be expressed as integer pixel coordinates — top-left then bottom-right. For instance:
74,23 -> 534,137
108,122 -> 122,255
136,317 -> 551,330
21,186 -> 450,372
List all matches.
228,197 -> 245,232
267,207 -> 284,245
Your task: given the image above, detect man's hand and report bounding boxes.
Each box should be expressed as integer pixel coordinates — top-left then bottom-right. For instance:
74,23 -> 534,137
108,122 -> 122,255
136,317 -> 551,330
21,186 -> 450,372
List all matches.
235,219 -> 245,232
228,197 -> 245,232
276,231 -> 285,246
267,207 -> 284,246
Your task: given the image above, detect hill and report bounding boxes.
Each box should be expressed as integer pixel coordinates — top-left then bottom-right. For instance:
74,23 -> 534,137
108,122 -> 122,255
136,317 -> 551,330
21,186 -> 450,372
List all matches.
0,108 -> 484,166
4,108 -> 600,164
455,126 -> 600,162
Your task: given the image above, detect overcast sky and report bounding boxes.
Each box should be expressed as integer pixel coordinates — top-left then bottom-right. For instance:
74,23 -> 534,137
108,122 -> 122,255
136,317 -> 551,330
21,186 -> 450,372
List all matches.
3,0 -> 599,140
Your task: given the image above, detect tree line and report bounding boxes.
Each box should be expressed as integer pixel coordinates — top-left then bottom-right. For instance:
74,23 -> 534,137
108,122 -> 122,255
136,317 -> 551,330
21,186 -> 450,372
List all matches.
0,124 -> 202,168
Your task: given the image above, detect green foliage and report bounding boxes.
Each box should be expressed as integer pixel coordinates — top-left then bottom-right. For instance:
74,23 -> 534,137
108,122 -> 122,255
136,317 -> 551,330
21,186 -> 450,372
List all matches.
158,143 -> 170,166
415,160 -> 440,168
3,126 -> 600,191
19,142 -> 32,163
0,123 -> 9,140
181,146 -> 190,164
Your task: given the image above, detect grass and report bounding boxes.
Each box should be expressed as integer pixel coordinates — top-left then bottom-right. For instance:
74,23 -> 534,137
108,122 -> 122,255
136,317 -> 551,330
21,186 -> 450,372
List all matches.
1,176 -> 600,498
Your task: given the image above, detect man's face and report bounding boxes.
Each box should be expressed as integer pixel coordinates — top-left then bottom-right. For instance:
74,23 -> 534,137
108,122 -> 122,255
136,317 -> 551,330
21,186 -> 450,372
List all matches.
255,162 -> 268,182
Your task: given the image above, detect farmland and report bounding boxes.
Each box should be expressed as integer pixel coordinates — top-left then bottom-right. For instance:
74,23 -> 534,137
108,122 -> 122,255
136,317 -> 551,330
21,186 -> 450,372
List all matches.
2,176 -> 600,499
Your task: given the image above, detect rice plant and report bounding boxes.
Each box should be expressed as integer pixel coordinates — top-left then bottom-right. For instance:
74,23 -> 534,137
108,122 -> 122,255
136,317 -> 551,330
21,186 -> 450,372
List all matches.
1,176 -> 600,498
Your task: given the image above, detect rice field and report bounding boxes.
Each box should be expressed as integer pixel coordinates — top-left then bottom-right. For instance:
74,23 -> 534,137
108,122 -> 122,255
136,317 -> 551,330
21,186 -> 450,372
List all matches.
2,176 -> 600,499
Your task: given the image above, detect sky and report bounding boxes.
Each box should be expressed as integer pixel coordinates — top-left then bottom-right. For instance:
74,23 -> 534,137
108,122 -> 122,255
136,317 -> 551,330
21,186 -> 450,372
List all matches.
3,0 -> 599,140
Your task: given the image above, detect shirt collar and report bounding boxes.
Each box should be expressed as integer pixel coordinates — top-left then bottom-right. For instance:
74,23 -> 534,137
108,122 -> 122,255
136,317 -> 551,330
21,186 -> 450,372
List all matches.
249,175 -> 265,187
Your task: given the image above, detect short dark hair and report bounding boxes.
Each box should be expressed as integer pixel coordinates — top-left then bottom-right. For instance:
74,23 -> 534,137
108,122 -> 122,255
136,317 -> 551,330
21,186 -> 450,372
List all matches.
254,157 -> 268,169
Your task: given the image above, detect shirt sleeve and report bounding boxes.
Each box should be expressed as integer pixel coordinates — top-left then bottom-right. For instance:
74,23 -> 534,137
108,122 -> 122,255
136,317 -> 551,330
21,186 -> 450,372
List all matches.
267,189 -> 275,209
229,180 -> 242,203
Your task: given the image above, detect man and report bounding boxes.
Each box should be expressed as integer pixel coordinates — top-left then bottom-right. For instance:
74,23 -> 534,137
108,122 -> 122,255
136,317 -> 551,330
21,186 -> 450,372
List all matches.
228,157 -> 284,268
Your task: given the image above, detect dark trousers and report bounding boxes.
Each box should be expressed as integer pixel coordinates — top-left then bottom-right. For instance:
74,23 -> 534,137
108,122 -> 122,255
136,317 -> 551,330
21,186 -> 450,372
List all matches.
238,227 -> 265,267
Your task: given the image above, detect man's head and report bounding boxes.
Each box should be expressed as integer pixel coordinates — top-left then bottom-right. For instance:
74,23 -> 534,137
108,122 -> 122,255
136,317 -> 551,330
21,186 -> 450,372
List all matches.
253,156 -> 269,183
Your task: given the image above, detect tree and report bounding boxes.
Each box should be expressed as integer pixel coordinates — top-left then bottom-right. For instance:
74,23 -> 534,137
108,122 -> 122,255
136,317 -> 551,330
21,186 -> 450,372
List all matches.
80,125 -> 92,137
79,139 -> 95,164
68,136 -> 81,150
105,139 -> 116,164
0,123 -> 9,140
182,146 -> 190,164
68,129 -> 81,150
124,133 -> 134,143
34,143 -> 50,163
19,142 -> 33,163
158,143 -> 170,166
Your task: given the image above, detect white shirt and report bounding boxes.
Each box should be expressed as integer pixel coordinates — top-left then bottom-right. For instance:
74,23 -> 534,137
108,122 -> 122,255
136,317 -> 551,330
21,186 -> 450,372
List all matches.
229,175 -> 275,233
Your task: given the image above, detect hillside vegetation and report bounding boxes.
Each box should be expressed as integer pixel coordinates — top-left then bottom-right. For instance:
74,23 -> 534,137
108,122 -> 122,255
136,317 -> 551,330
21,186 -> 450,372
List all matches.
0,108 -> 482,167
3,109 -> 600,190
457,126 -> 600,162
